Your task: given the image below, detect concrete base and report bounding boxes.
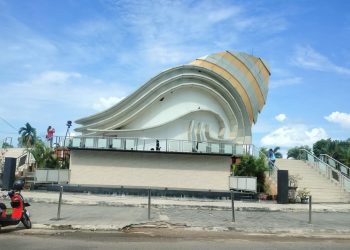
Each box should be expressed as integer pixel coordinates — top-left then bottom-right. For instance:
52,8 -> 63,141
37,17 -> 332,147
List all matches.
70,150 -> 231,191
33,184 -> 257,200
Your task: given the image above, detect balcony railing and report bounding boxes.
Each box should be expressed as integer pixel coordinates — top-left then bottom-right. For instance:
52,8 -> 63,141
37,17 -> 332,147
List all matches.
54,136 -> 258,157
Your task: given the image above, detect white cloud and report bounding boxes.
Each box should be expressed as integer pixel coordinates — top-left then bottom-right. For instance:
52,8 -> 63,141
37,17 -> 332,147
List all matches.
292,45 -> 350,75
92,97 -> 124,111
270,77 -> 302,88
35,71 -> 81,84
0,70 -> 126,120
325,112 -> 350,129
275,114 -> 287,122
261,125 -> 328,147
104,1 -> 288,66
208,7 -> 241,22
68,131 -> 77,137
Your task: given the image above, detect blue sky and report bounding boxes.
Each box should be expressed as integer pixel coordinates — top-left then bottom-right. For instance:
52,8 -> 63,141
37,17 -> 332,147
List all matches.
0,0 -> 349,155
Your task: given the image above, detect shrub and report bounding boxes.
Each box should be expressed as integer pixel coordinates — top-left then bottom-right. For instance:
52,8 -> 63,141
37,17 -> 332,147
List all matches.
235,155 -> 268,192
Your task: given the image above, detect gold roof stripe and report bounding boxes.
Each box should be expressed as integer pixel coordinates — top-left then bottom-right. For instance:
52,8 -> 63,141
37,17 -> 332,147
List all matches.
191,59 -> 255,124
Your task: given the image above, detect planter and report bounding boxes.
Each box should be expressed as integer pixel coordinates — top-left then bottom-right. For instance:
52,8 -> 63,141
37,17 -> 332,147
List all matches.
288,186 -> 298,203
258,193 -> 268,201
300,197 -> 309,204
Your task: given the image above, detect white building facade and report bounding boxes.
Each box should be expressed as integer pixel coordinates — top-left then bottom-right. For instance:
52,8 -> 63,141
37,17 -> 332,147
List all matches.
69,51 -> 270,191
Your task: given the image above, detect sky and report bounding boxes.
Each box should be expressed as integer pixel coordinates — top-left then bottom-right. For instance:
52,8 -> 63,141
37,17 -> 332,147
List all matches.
0,0 -> 349,156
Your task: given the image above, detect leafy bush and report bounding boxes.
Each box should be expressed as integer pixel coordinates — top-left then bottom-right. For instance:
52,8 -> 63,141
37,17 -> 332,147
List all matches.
234,155 -> 268,192
30,141 -> 60,169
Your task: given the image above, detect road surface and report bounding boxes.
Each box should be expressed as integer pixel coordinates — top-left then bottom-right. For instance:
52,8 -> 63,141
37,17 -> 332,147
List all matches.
0,228 -> 349,250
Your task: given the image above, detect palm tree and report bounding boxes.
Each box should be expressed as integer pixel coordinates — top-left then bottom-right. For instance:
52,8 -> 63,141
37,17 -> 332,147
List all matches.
18,122 -> 37,168
18,122 -> 37,148
273,146 -> 283,158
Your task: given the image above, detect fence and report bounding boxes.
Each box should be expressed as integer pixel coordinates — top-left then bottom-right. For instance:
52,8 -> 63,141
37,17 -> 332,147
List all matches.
35,169 -> 70,184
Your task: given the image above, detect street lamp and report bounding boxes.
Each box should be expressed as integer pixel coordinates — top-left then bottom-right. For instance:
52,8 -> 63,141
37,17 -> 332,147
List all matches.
62,120 -> 72,169
64,120 -> 72,147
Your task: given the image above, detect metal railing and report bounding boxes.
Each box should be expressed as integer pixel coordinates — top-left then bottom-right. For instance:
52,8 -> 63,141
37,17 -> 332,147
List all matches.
35,169 -> 71,184
1,137 -> 13,148
53,136 -> 258,156
319,154 -> 349,178
299,149 -> 350,192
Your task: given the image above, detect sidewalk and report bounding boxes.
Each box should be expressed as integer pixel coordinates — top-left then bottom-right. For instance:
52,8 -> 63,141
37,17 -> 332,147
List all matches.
3,190 -> 350,237
23,190 -> 350,212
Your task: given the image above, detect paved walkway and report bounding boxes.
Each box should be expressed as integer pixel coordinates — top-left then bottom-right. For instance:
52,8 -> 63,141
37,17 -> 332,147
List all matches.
1,190 -> 350,237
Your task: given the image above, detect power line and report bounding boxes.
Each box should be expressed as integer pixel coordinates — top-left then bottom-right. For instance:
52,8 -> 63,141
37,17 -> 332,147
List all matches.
0,116 -> 18,132
0,131 -> 18,135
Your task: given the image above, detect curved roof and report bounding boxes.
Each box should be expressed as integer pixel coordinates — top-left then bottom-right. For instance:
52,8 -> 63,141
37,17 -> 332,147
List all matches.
75,51 -> 270,143
190,51 -> 270,123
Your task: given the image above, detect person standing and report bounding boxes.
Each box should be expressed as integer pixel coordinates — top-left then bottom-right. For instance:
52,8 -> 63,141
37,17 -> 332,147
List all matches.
268,148 -> 276,174
46,126 -> 55,148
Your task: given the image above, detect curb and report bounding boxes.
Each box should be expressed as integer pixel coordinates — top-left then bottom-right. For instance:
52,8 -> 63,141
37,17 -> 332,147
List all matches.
29,222 -> 350,239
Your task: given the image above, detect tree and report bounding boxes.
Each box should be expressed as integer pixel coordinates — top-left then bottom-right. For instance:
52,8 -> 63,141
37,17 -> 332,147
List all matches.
338,140 -> 350,167
273,146 -> 283,158
313,138 -> 350,167
287,145 -> 311,159
18,122 -> 37,148
313,138 -> 339,158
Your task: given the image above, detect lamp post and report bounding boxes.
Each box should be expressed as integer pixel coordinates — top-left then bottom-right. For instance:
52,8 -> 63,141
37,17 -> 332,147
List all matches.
64,120 -> 72,147
62,121 -> 72,169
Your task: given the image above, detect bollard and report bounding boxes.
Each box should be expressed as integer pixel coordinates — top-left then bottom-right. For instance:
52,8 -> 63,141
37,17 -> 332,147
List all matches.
308,195 -> 312,224
57,186 -> 63,220
231,190 -> 235,222
148,188 -> 151,220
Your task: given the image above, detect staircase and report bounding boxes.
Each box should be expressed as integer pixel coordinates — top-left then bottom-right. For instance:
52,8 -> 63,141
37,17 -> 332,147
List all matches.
276,159 -> 350,203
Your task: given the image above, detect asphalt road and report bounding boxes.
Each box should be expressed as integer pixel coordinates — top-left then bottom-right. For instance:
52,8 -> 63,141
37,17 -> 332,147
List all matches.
0,229 -> 350,250
26,202 -> 350,234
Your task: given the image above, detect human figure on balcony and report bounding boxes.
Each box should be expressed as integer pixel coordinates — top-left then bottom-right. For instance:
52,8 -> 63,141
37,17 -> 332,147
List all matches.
156,140 -> 161,151
268,148 -> 276,174
46,126 -> 55,148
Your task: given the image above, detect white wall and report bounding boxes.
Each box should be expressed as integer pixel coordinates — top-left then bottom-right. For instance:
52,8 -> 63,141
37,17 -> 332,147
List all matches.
70,150 -> 231,191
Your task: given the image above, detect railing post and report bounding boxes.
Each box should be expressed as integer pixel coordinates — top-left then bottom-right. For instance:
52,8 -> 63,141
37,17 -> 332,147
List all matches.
231,190 -> 235,222
308,195 -> 312,224
57,186 -> 63,220
148,188 -> 151,220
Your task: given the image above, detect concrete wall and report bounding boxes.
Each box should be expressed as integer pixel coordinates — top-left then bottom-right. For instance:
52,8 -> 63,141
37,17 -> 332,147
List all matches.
70,150 -> 231,191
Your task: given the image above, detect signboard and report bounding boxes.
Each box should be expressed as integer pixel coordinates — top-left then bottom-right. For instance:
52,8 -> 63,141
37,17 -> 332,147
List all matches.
229,176 -> 257,193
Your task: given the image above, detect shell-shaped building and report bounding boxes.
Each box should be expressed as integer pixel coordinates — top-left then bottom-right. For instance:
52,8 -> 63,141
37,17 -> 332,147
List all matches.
75,51 -> 270,144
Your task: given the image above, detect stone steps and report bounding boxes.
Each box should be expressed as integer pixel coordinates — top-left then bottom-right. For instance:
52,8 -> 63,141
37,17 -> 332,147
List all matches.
276,159 -> 350,203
